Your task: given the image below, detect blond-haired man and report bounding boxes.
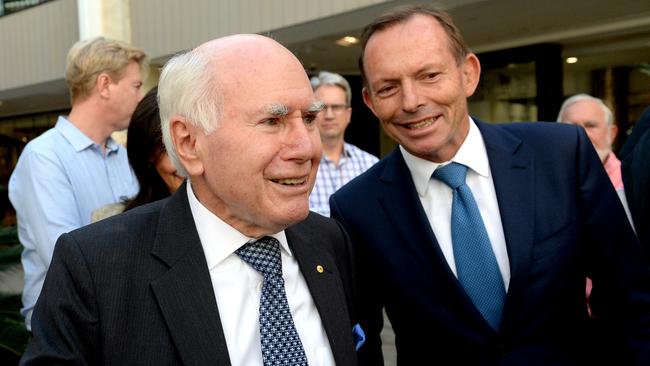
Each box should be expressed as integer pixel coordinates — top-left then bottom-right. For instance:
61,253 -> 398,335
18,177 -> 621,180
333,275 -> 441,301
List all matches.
9,37 -> 147,331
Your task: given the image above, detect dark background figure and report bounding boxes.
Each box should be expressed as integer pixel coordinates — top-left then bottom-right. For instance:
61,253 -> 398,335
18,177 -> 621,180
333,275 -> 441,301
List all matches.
621,106 -> 650,261
124,86 -> 183,211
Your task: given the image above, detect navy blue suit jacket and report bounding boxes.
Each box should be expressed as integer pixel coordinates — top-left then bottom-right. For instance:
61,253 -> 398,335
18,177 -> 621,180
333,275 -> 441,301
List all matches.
621,106 -> 650,260
330,120 -> 650,365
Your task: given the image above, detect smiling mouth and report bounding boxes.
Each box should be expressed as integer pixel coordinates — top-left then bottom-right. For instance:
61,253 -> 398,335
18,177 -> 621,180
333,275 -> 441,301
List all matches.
404,116 -> 439,130
270,178 -> 307,186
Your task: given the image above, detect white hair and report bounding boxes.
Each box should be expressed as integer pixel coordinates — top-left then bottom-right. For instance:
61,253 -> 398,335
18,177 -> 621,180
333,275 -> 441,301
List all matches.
310,71 -> 352,106
557,93 -> 614,126
158,47 -> 222,177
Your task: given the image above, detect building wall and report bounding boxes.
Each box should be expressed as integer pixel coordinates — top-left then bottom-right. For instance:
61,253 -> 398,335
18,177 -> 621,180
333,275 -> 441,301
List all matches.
0,0 -> 78,90
130,0 -> 390,60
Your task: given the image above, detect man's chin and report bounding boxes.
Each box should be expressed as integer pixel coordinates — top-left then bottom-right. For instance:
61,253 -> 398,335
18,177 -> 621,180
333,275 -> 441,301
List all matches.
596,148 -> 611,163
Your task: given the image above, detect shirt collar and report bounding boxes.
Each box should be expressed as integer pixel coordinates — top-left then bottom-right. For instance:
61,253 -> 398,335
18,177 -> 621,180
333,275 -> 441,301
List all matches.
56,116 -> 121,154
401,117 -> 490,197
322,141 -> 352,164
186,181 -> 292,270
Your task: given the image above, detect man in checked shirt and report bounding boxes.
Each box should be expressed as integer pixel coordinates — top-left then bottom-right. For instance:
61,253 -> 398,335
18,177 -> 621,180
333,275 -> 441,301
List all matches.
309,71 -> 379,216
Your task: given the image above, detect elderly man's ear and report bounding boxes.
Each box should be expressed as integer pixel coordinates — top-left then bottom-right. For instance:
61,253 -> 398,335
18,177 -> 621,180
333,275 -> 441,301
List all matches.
170,117 -> 205,177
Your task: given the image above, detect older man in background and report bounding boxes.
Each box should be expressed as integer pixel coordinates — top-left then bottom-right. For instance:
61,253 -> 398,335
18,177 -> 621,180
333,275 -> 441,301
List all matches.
558,94 -> 623,188
557,93 -> 633,223
309,71 -> 378,216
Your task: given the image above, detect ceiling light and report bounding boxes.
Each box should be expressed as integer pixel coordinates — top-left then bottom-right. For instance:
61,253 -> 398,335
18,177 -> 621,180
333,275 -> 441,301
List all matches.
335,36 -> 359,47
566,57 -> 578,64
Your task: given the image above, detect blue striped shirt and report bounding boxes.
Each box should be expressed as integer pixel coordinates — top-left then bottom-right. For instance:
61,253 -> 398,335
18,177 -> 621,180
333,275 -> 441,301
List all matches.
8,116 -> 138,330
310,142 -> 378,216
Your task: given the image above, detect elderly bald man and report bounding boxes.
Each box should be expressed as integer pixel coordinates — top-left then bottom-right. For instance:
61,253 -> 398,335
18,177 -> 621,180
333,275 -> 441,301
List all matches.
21,35 -> 360,366
558,94 -> 634,225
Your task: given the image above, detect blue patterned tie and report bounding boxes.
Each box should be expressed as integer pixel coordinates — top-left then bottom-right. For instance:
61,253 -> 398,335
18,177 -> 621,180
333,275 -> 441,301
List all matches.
235,236 -> 309,366
432,162 -> 506,330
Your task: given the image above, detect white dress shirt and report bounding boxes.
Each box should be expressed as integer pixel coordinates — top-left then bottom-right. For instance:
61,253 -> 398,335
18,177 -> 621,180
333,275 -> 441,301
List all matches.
400,118 -> 511,289
187,183 -> 335,366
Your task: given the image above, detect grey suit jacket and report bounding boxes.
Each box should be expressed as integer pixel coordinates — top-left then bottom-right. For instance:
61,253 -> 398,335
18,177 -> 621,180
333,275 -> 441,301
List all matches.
21,183 -> 358,365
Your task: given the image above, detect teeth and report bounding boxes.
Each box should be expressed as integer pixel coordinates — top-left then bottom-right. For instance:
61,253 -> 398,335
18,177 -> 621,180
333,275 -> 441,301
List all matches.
406,117 -> 435,129
273,178 -> 305,185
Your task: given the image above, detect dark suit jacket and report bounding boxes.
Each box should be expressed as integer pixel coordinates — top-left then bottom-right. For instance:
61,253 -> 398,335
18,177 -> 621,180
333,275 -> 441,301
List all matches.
21,183 -> 358,365
330,120 -> 650,365
620,106 -> 650,260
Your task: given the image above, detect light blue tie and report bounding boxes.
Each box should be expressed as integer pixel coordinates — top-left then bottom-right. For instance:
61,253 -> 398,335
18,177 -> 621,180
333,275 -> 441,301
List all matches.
236,237 -> 309,366
432,162 -> 505,330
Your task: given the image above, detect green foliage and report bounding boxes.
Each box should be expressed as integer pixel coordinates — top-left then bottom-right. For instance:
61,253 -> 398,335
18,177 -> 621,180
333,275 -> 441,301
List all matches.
0,226 -> 28,359
639,63 -> 650,77
0,244 -> 21,273
0,293 -> 28,356
0,226 -> 19,246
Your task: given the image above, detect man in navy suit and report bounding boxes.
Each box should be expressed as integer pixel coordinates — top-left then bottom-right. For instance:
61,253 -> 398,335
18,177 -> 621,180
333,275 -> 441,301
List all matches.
22,35 -> 359,365
330,5 -> 650,365
621,106 -> 650,261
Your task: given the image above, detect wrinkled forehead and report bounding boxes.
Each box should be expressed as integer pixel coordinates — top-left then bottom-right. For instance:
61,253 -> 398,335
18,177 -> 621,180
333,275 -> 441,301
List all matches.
214,56 -> 314,106
565,100 -> 607,124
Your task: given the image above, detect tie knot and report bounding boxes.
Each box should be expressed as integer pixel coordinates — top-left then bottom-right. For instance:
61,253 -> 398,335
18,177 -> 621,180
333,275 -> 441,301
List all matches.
432,162 -> 468,189
235,236 -> 282,277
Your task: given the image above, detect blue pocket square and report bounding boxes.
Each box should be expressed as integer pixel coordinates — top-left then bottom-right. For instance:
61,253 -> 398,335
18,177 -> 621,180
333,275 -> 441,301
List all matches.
352,323 -> 365,351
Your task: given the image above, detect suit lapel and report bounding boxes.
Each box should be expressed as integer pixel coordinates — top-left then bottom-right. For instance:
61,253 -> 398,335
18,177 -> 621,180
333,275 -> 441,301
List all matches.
150,183 -> 231,366
377,149 -> 449,273
378,148 -> 503,330
286,219 -> 355,366
476,120 -> 536,333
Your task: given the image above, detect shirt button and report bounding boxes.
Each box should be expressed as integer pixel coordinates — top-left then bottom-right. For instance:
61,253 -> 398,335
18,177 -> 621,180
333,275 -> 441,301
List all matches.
257,281 -> 263,291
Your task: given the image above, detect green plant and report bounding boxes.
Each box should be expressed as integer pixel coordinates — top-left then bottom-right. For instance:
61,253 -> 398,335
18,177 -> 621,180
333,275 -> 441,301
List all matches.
639,63 -> 650,77
0,292 -> 27,357
0,226 -> 28,361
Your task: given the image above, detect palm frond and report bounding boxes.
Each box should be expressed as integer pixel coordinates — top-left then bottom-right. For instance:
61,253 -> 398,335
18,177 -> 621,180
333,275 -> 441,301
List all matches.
0,244 -> 22,272
0,293 -> 22,318
639,63 -> 650,77
0,315 -> 28,356
0,226 -> 19,246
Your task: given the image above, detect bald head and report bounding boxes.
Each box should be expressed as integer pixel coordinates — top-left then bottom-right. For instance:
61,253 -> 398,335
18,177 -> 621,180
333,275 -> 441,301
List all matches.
557,94 -> 617,163
198,34 -> 303,70
158,34 -> 322,237
158,34 -> 312,176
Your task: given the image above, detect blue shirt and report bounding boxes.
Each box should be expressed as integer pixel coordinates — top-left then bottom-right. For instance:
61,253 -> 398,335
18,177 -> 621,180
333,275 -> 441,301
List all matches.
309,142 -> 378,217
8,116 -> 138,330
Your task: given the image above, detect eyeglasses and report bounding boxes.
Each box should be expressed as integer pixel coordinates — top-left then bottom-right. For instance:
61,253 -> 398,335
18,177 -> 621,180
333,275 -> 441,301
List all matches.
322,104 -> 348,114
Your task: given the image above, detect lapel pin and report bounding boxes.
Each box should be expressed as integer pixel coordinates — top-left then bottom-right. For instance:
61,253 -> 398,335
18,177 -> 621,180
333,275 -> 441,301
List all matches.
316,264 -> 324,273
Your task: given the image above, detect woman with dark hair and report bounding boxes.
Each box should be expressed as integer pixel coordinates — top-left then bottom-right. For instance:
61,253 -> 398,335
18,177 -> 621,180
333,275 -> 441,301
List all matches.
124,86 -> 183,211
92,87 -> 182,221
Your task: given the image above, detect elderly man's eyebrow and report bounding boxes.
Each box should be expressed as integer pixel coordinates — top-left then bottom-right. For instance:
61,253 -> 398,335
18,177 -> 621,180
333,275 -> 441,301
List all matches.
265,103 -> 291,117
307,101 -> 324,114
264,101 -> 324,116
